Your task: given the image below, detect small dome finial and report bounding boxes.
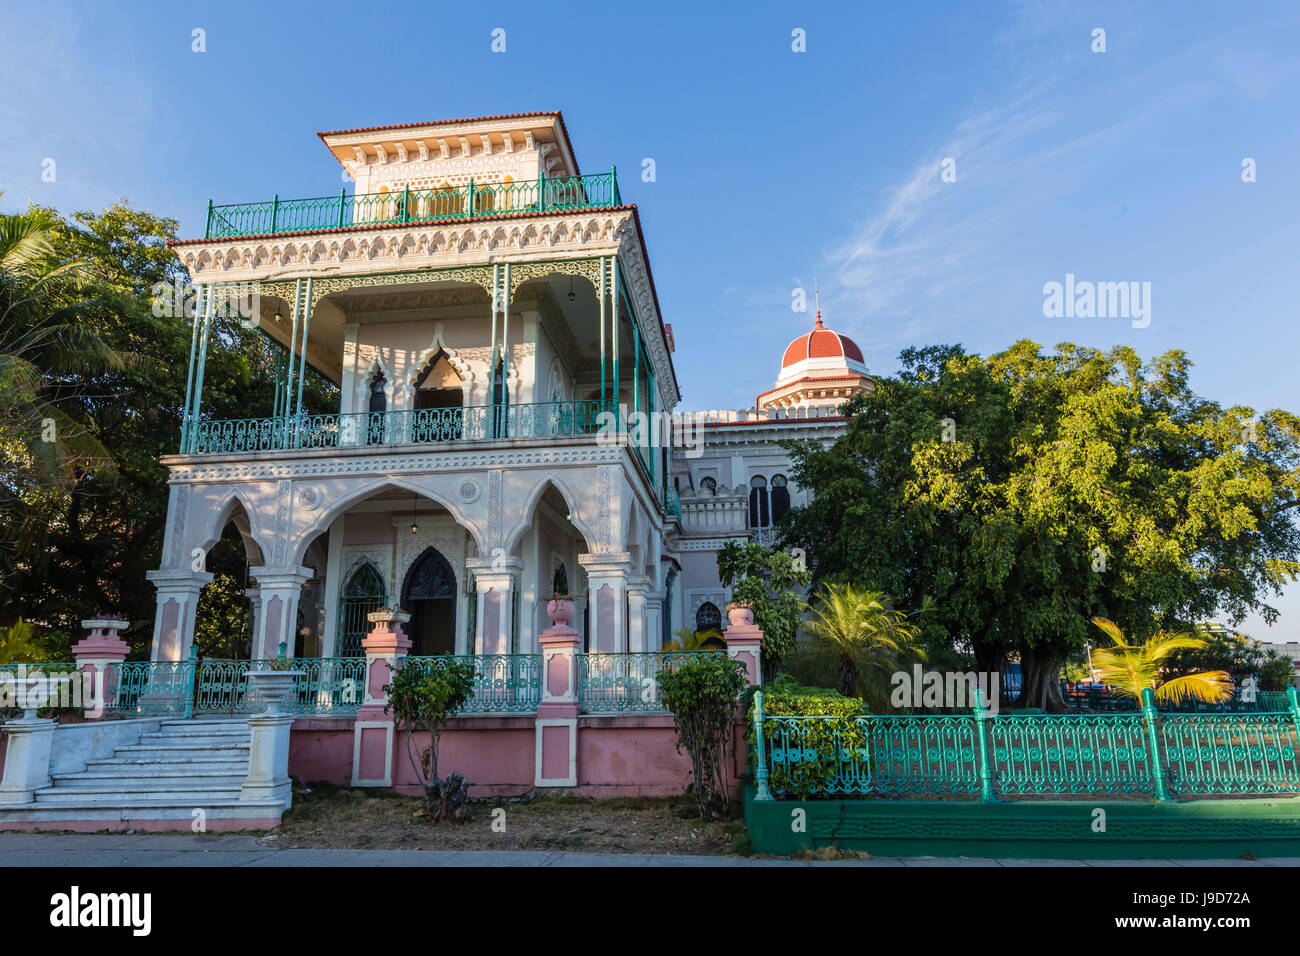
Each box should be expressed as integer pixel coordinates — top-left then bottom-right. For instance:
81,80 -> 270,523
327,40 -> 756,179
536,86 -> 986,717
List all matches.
814,278 -> 823,328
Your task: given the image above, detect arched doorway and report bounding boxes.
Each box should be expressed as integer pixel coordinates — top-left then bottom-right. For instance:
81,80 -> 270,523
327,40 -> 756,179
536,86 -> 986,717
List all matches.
337,562 -> 386,658
402,546 -> 457,656
413,351 -> 464,441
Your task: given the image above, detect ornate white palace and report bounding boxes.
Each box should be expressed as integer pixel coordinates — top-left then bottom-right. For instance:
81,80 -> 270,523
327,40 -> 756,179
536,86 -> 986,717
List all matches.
151,111 -> 872,664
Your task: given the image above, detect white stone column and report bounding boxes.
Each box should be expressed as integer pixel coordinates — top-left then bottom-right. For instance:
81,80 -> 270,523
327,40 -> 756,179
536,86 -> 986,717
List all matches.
626,576 -> 650,653
320,527 -> 344,657
248,566 -> 314,659
243,588 -> 262,659
465,556 -> 523,655
644,594 -> 664,652
578,554 -> 632,652
147,569 -> 214,662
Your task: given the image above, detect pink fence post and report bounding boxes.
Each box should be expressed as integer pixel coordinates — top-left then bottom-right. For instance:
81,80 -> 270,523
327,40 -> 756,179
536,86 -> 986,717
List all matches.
535,598 -> 581,787
723,604 -> 762,687
351,608 -> 411,788
72,616 -> 131,720
723,604 -> 764,787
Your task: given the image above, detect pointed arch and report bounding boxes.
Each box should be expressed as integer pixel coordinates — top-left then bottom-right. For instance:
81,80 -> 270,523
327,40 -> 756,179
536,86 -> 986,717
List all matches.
403,321 -> 475,401
198,486 -> 266,565
289,477 -> 485,568
503,476 -> 596,555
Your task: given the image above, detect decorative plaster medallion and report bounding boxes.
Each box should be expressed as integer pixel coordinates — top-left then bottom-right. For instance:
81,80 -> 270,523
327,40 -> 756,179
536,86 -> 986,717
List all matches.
296,485 -> 323,511
457,478 -> 482,504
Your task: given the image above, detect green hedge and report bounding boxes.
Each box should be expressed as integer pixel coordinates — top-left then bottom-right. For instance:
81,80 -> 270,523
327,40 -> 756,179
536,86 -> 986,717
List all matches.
745,676 -> 869,798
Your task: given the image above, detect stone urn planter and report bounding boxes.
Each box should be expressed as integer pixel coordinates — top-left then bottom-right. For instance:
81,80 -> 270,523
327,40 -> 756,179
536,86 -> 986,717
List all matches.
245,669 -> 304,714
546,598 -> 576,627
725,603 -> 754,627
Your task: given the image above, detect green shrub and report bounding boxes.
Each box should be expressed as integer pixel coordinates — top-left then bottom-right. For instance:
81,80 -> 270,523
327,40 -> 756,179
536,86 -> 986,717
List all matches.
745,675 -> 869,799
658,652 -> 748,820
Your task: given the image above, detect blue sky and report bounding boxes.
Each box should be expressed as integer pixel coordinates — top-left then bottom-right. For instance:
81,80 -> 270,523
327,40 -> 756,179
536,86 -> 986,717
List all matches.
3,0 -> 1299,640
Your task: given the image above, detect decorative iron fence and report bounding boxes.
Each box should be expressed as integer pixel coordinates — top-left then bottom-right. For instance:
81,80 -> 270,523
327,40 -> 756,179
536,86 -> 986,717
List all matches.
576,651 -> 720,713
187,399 -> 610,455
751,687 -> 1300,801
205,170 -> 621,239
103,660 -> 196,718
402,654 -> 542,714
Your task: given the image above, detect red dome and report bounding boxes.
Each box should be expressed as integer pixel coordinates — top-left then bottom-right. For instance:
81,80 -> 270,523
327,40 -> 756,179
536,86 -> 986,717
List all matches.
781,313 -> 864,368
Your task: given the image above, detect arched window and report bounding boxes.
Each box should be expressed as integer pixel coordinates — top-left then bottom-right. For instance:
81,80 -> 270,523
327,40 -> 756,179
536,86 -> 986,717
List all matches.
432,181 -> 462,218
337,562 -> 385,658
700,476 -> 717,496
771,474 -> 791,523
749,476 -> 770,529
695,601 -> 721,633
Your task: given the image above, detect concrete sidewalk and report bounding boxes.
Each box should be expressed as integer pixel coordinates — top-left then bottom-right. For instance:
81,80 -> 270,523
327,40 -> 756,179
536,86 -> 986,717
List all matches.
2,834 -> 1299,866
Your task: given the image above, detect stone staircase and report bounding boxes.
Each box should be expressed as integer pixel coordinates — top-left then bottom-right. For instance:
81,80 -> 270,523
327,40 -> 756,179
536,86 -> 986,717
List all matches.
0,716 -> 288,831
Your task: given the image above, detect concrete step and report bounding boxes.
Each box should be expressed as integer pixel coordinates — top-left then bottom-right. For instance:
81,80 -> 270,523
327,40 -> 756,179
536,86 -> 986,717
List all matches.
85,757 -> 248,773
138,732 -> 251,747
52,768 -> 247,786
34,785 -> 245,805
113,745 -> 250,761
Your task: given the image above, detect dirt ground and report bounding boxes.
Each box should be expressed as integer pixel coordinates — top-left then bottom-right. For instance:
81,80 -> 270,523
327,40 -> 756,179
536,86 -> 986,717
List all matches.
273,783 -> 749,855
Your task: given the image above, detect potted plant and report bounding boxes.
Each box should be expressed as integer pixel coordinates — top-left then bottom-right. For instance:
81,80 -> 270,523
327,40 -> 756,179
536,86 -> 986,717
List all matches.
546,565 -> 575,626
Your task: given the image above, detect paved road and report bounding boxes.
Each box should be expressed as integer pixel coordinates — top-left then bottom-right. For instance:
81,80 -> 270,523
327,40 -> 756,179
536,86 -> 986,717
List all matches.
1,834 -> 1298,866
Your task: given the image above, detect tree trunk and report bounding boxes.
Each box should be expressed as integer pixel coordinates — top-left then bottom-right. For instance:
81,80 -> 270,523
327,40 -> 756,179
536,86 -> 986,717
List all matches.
1018,648 -> 1068,713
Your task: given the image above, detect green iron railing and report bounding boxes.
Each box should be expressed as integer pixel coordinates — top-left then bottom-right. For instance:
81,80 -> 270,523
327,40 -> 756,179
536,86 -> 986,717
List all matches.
0,662 -> 82,714
104,660 -> 196,719
283,658 -> 369,716
576,651 -> 720,713
205,170 -> 622,239
403,654 -> 542,714
752,687 -> 1300,800
187,399 -> 610,455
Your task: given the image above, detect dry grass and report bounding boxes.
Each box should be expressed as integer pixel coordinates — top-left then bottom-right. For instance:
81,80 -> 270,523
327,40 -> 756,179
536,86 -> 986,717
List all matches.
274,783 -> 748,855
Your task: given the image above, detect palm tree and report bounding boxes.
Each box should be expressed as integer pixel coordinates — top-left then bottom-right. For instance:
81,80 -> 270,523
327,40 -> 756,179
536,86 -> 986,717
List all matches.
1088,617 -> 1234,707
798,583 -> 928,705
0,206 -> 118,496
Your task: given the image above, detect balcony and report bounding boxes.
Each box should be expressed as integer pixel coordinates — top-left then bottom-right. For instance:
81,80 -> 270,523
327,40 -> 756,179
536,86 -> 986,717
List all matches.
204,170 -> 622,239
185,400 -> 609,455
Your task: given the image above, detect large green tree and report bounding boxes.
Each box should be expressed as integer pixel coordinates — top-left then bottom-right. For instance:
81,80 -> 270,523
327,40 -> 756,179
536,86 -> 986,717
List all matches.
782,341 -> 1300,711
0,201 -> 336,653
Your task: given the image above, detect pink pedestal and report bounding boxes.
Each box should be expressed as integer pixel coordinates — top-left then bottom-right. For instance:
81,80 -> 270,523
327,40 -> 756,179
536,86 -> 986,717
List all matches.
352,612 -> 411,787
72,619 -> 131,720
535,618 -> 582,787
723,623 -> 763,687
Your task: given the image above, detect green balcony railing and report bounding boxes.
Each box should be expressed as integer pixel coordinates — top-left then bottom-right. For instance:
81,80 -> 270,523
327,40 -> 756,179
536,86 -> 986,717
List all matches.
403,654 -> 542,714
186,400 -> 612,455
205,170 -> 622,239
576,651 -> 721,713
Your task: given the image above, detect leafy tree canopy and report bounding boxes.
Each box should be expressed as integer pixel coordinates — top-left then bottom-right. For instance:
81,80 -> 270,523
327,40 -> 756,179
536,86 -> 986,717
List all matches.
782,340 -> 1300,710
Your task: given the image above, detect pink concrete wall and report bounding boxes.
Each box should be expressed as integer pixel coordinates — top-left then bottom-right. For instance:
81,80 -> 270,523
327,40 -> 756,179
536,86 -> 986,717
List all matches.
286,714 -> 745,799
288,719 -> 355,786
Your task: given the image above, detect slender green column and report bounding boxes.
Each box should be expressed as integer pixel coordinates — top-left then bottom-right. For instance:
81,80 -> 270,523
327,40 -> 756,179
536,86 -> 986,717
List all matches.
489,262 -> 500,384
1142,686 -> 1172,801
754,690 -> 772,801
632,312 -> 640,419
189,285 -> 214,453
293,277 -> 315,444
180,283 -> 204,451
282,279 -> 303,429
611,258 -> 620,419
973,687 -> 998,803
598,257 -> 607,412
501,263 -> 511,403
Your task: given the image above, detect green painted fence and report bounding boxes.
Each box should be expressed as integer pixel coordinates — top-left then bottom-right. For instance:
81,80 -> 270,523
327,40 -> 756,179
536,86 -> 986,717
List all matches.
205,170 -> 621,239
576,651 -> 720,713
403,654 -> 543,714
752,687 -> 1300,800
